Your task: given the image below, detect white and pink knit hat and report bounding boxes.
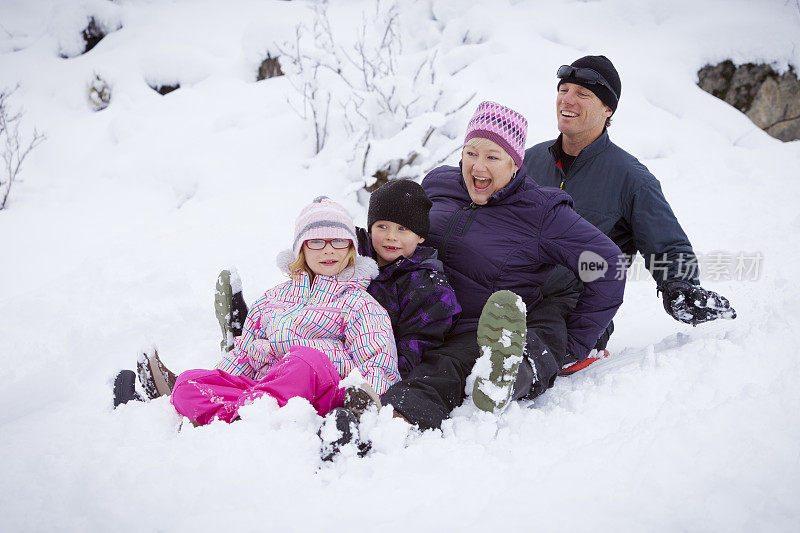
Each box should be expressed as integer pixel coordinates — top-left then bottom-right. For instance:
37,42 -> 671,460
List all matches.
292,196 -> 356,256
464,101 -> 528,167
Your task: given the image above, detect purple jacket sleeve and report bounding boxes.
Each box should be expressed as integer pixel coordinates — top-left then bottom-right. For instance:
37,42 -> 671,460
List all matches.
537,201 -> 626,359
394,269 -> 460,374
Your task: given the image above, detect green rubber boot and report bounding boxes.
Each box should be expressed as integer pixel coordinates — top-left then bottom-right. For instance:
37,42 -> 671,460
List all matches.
215,268 -> 249,352
472,290 -> 527,413
215,269 -> 236,352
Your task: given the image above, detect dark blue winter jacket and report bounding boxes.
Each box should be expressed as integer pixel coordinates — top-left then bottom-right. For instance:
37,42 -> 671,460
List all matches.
422,165 -> 626,360
523,131 -> 699,290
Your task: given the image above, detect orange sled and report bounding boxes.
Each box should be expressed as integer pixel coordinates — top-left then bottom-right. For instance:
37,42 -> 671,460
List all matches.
558,349 -> 610,376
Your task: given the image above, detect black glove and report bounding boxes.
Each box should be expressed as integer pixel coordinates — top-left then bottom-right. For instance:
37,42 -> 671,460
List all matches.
660,281 -> 736,326
594,320 -> 614,351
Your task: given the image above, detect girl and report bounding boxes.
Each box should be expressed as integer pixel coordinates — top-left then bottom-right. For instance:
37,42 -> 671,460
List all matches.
170,197 -> 400,426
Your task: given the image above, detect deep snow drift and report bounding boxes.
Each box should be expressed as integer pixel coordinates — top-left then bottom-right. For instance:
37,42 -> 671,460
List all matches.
1,1 -> 799,531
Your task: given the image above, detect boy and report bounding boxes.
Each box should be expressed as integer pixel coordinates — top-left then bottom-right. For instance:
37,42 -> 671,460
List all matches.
356,179 -> 460,378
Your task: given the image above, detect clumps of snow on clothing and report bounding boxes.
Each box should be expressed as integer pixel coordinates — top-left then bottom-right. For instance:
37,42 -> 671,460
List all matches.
466,345 -> 493,389
319,410 -> 346,443
476,378 -> 510,406
339,368 -> 367,389
515,295 -> 526,314
228,267 -> 243,294
503,354 -> 522,371
499,328 -> 513,348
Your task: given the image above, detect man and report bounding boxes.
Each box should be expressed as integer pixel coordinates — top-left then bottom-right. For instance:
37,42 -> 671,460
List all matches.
523,55 -> 735,357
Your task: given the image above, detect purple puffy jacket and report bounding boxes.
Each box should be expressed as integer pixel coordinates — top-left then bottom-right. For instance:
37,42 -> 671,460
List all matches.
422,165 -> 626,360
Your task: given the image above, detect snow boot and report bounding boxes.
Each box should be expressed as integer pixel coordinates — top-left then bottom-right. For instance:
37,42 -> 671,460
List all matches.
136,348 -> 177,400
215,268 -> 248,352
319,407 -> 370,461
343,382 -> 382,421
559,349 -> 610,376
472,290 -> 527,413
113,369 -> 143,408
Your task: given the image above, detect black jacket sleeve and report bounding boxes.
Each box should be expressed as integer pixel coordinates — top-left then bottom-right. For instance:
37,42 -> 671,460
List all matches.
626,178 -> 699,287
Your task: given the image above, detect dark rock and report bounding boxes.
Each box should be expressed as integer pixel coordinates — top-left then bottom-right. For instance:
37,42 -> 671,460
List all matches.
697,61 -> 735,100
82,17 -> 107,54
751,74 -> 800,142
257,53 -> 284,80
727,63 -> 772,111
59,16 -> 122,58
150,83 -> 180,95
698,61 -> 800,141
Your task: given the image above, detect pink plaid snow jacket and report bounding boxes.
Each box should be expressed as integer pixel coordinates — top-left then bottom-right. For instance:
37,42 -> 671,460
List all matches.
216,252 -> 400,395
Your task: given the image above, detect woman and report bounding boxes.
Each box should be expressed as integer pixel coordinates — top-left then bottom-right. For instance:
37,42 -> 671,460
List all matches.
380,101 -> 626,428
170,197 -> 400,426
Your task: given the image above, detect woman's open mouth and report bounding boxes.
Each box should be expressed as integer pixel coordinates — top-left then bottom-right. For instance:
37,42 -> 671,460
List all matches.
473,176 -> 491,191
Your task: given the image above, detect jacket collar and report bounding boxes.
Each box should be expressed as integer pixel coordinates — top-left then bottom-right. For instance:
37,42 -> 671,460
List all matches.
547,129 -> 611,168
374,245 -> 441,280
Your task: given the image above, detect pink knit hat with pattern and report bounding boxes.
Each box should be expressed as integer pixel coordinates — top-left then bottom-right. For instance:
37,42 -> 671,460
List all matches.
464,101 -> 528,167
293,196 -> 356,256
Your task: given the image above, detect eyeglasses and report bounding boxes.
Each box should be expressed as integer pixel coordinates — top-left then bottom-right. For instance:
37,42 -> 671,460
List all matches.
304,238 -> 352,250
556,65 -> 619,101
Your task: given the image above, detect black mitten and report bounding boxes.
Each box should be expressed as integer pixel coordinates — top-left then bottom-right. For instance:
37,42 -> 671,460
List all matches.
661,281 -> 736,326
594,321 -> 614,351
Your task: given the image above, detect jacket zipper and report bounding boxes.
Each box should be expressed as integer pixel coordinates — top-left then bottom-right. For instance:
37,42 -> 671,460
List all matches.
441,202 -> 479,259
463,202 -> 480,233
440,206 -> 463,261
556,155 -> 568,189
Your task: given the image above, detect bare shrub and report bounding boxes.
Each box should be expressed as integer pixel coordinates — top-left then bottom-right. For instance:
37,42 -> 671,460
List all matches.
0,88 -> 45,209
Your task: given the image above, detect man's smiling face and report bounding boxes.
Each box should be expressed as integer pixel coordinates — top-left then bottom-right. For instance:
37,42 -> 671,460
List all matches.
556,82 -> 612,143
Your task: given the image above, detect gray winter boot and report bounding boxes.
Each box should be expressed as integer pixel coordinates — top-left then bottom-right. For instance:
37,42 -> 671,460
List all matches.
215,268 -> 247,352
136,348 -> 177,400
472,290 -> 527,413
343,382 -> 382,421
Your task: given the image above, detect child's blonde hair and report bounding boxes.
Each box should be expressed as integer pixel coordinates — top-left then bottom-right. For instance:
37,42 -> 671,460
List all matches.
288,245 -> 357,280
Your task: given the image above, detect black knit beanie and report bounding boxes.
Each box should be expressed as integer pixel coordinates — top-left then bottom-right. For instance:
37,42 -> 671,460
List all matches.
367,179 -> 432,238
558,55 -> 622,113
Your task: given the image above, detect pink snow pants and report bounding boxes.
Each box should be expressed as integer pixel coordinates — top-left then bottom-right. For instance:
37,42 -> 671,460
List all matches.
170,346 -> 346,426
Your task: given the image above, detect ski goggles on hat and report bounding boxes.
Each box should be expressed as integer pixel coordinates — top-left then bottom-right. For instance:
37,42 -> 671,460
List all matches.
556,65 -> 619,100
304,238 -> 352,250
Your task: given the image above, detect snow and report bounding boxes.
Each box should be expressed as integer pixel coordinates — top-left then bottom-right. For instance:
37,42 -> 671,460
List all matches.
1,0 -> 800,531
498,328 -> 512,348
339,368 -> 367,389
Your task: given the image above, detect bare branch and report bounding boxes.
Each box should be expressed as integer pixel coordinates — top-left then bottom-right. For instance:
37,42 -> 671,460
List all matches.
274,0 -> 475,189
424,144 -> 461,174
445,92 -> 478,116
1,87 -> 45,209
